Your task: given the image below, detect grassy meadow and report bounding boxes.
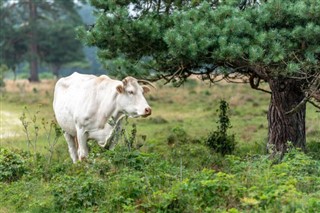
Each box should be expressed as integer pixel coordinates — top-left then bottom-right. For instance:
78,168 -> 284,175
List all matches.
1,78 -> 320,212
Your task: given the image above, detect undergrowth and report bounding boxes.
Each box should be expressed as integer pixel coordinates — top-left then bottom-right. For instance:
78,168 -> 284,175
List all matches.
1,80 -> 319,212
1,139 -> 319,212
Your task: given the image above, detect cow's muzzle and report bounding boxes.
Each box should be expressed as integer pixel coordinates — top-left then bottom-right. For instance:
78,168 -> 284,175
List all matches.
143,107 -> 152,117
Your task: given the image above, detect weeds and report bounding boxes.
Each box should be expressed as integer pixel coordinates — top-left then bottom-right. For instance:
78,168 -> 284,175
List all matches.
42,118 -> 62,164
19,106 -> 62,164
20,106 -> 40,153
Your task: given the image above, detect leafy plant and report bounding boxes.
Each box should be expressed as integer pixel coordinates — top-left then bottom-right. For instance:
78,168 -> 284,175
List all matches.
206,100 -> 236,155
123,123 -> 137,151
167,126 -> 189,145
0,148 -> 27,182
51,174 -> 106,211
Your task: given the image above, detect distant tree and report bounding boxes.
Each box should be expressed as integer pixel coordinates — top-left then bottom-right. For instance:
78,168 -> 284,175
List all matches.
0,0 -> 85,81
0,1 -> 28,79
0,64 -> 9,87
38,22 -> 85,78
78,0 -> 320,155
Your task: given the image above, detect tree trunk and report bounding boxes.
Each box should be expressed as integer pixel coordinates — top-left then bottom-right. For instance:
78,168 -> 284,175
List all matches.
267,78 -> 306,156
28,0 -> 39,82
52,64 -> 61,79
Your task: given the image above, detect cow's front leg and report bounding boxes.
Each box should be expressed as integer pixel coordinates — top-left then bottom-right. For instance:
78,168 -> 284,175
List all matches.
64,133 -> 78,163
76,128 -> 89,161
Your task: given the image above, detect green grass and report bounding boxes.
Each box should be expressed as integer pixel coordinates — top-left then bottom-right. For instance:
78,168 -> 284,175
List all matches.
1,79 -> 319,212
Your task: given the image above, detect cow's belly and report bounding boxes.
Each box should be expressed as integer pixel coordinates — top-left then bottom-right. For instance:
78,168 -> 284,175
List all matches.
58,117 -> 77,136
54,107 -> 77,136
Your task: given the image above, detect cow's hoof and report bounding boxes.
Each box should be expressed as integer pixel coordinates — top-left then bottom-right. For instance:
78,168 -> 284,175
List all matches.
79,156 -> 87,162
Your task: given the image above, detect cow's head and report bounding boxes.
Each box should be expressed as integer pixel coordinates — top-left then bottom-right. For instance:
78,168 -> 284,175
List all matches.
116,77 -> 153,118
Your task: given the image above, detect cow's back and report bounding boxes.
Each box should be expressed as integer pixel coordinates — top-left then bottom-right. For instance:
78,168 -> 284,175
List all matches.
53,73 -> 97,135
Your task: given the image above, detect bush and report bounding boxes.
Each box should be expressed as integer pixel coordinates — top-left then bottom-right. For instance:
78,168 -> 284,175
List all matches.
167,126 -> 189,145
178,169 -> 244,210
206,100 -> 236,155
206,131 -> 236,155
307,140 -> 320,160
108,170 -> 149,211
0,148 -> 27,182
51,174 -> 106,211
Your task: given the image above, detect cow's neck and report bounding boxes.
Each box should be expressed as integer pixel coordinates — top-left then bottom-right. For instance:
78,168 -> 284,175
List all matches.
97,92 -> 123,125
111,110 -> 124,122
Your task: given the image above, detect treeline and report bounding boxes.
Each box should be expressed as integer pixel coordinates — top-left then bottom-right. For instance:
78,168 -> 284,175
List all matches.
0,0 -> 103,82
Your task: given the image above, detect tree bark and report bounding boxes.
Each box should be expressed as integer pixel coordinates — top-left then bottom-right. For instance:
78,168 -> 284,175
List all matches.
267,78 -> 306,156
28,0 -> 39,82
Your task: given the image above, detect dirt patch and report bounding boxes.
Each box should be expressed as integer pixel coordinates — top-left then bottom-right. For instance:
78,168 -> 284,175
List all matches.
0,110 -> 23,139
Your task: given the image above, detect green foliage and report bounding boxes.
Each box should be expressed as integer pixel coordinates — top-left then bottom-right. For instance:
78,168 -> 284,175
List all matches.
206,100 -> 236,155
177,169 -> 244,211
0,0 -> 85,79
80,0 -> 320,80
51,174 -> 106,211
1,140 -> 320,212
307,140 -> 320,160
167,126 -> 189,145
38,21 -> 86,77
39,72 -> 54,79
0,148 -> 27,182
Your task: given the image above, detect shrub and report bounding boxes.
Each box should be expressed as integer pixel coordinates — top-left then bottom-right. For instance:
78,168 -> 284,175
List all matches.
206,100 -> 236,155
179,169 -> 244,210
103,146 -> 156,171
108,170 -> 148,211
51,174 -> 106,211
307,140 -> 320,160
144,169 -> 244,212
167,126 -> 189,145
0,148 -> 27,182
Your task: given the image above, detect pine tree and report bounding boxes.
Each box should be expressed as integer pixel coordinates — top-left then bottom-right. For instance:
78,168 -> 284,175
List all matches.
0,0 -> 84,81
78,0 -> 320,155
38,21 -> 85,78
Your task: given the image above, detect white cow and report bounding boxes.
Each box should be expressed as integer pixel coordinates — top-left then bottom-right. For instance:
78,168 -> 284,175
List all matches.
53,72 -> 152,162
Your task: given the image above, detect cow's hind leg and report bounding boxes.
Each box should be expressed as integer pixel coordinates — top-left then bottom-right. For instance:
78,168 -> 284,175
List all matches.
64,133 -> 78,163
77,129 -> 89,161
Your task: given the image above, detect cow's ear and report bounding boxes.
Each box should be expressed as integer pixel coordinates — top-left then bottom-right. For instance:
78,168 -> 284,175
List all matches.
122,78 -> 128,86
116,85 -> 124,93
142,86 -> 150,94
